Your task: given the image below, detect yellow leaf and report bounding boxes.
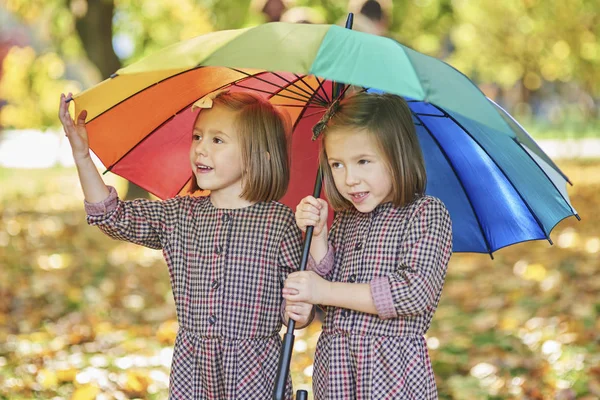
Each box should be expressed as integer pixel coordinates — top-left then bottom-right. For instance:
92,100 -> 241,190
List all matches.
156,320 -> 178,344
37,369 -> 58,390
71,384 -> 100,400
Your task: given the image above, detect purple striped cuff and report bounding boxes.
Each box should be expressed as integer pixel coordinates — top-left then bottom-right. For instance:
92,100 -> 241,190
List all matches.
370,276 -> 398,320
84,186 -> 118,216
306,244 -> 335,277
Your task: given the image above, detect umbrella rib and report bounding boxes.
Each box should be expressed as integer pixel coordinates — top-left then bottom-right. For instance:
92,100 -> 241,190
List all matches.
232,83 -> 311,103
293,74 -> 330,106
271,72 -> 325,100
101,69 -> 314,174
412,112 -> 495,257
314,76 -> 332,104
173,176 -> 193,198
489,98 -> 572,185
102,77 -> 239,174
430,104 -> 554,244
270,104 -> 325,109
509,137 -> 580,220
228,68 -> 316,103
286,78 -> 330,133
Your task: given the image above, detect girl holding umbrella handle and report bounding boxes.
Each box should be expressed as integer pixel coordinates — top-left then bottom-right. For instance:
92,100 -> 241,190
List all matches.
285,92 -> 452,399
59,91 -> 313,399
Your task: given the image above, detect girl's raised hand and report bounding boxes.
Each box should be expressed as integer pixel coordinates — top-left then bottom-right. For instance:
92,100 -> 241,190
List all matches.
59,93 -> 90,162
295,196 -> 328,237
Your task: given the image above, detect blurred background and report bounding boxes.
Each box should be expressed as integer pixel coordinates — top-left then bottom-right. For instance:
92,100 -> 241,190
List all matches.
0,0 -> 598,399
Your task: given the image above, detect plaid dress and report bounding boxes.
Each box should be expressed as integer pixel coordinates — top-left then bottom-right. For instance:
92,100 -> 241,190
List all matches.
85,186 -> 303,400
308,195 -> 452,400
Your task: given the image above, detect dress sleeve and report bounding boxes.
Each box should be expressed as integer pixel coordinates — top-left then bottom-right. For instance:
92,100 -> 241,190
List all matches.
85,185 -> 181,250
370,198 -> 452,319
306,212 -> 342,280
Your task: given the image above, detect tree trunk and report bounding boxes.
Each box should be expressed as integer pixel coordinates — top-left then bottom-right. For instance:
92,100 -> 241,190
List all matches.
73,0 -> 121,80
73,0 -> 149,200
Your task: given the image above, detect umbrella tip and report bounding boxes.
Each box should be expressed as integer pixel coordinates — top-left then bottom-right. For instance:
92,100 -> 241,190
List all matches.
345,13 -> 354,29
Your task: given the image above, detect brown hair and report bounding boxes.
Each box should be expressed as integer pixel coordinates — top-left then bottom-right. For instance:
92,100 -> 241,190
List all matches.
190,91 -> 292,202
319,92 -> 426,210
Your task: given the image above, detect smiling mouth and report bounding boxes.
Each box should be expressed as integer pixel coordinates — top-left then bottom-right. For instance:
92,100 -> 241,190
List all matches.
195,163 -> 213,172
349,192 -> 369,201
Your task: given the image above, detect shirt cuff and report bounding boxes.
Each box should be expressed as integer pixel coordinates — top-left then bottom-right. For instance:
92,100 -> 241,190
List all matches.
370,276 -> 398,320
84,186 -> 118,216
306,244 -> 335,277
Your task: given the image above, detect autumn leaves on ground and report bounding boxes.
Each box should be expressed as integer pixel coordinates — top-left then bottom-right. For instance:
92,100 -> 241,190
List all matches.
0,160 -> 598,399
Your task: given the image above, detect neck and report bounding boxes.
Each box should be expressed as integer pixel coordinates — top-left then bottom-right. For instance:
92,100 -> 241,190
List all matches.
209,183 -> 256,209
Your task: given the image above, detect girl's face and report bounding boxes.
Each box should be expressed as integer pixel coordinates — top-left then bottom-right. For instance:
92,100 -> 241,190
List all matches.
189,105 -> 245,201
325,127 -> 393,213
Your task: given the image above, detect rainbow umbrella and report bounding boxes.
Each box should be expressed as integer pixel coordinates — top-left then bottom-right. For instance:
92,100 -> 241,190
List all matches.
72,22 -> 577,255
70,19 -> 579,400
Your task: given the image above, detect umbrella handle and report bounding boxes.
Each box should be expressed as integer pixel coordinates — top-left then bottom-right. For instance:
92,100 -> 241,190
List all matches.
273,15 -> 354,400
272,169 -> 323,400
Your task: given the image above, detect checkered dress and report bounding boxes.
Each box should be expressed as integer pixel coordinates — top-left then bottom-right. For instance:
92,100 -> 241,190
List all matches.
309,195 -> 452,400
85,187 -> 303,400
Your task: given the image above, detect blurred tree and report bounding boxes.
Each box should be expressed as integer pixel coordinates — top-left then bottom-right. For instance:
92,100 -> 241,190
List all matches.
1,0 -> 214,198
446,0 -> 599,120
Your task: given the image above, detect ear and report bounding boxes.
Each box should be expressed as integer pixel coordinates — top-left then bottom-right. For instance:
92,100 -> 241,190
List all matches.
265,151 -> 271,161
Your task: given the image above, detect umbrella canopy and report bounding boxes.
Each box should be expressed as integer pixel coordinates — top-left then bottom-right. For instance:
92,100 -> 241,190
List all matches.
72,22 -> 577,255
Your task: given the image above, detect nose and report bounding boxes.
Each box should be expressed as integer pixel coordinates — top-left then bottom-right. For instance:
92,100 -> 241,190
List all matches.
344,167 -> 360,187
193,139 -> 207,156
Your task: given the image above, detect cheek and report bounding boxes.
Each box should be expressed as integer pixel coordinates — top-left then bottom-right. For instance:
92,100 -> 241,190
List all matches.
330,170 -> 345,187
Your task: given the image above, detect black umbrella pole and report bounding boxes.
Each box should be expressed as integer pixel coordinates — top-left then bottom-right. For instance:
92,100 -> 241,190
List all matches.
273,170 -> 323,400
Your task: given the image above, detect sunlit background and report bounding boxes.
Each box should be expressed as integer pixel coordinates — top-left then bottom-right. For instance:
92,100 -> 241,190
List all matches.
0,0 -> 598,399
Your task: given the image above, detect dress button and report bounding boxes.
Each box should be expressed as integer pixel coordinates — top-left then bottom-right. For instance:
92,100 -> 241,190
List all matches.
222,214 -> 231,223
355,242 -> 363,251
211,280 -> 220,290
215,245 -> 223,255
348,274 -> 357,283
208,315 -> 217,325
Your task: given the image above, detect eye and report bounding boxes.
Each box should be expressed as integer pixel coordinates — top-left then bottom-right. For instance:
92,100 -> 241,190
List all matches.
358,159 -> 370,165
213,137 -> 224,144
330,162 -> 343,169
192,134 -> 201,141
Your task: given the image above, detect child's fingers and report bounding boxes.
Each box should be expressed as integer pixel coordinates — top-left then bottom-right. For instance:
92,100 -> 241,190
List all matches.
301,196 -> 324,210
76,110 -> 87,126
297,216 -> 319,229
296,203 -> 321,218
282,288 -> 298,295
282,292 -> 300,302
317,199 -> 328,210
286,311 -> 304,323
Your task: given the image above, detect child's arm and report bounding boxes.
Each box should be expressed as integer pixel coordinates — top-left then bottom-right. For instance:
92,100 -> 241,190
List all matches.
372,198 -> 452,319
284,198 -> 453,319
295,196 -> 344,280
59,93 -> 110,203
283,272 -> 378,314
278,220 -> 315,328
60,93 -> 176,249
295,196 -> 329,263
